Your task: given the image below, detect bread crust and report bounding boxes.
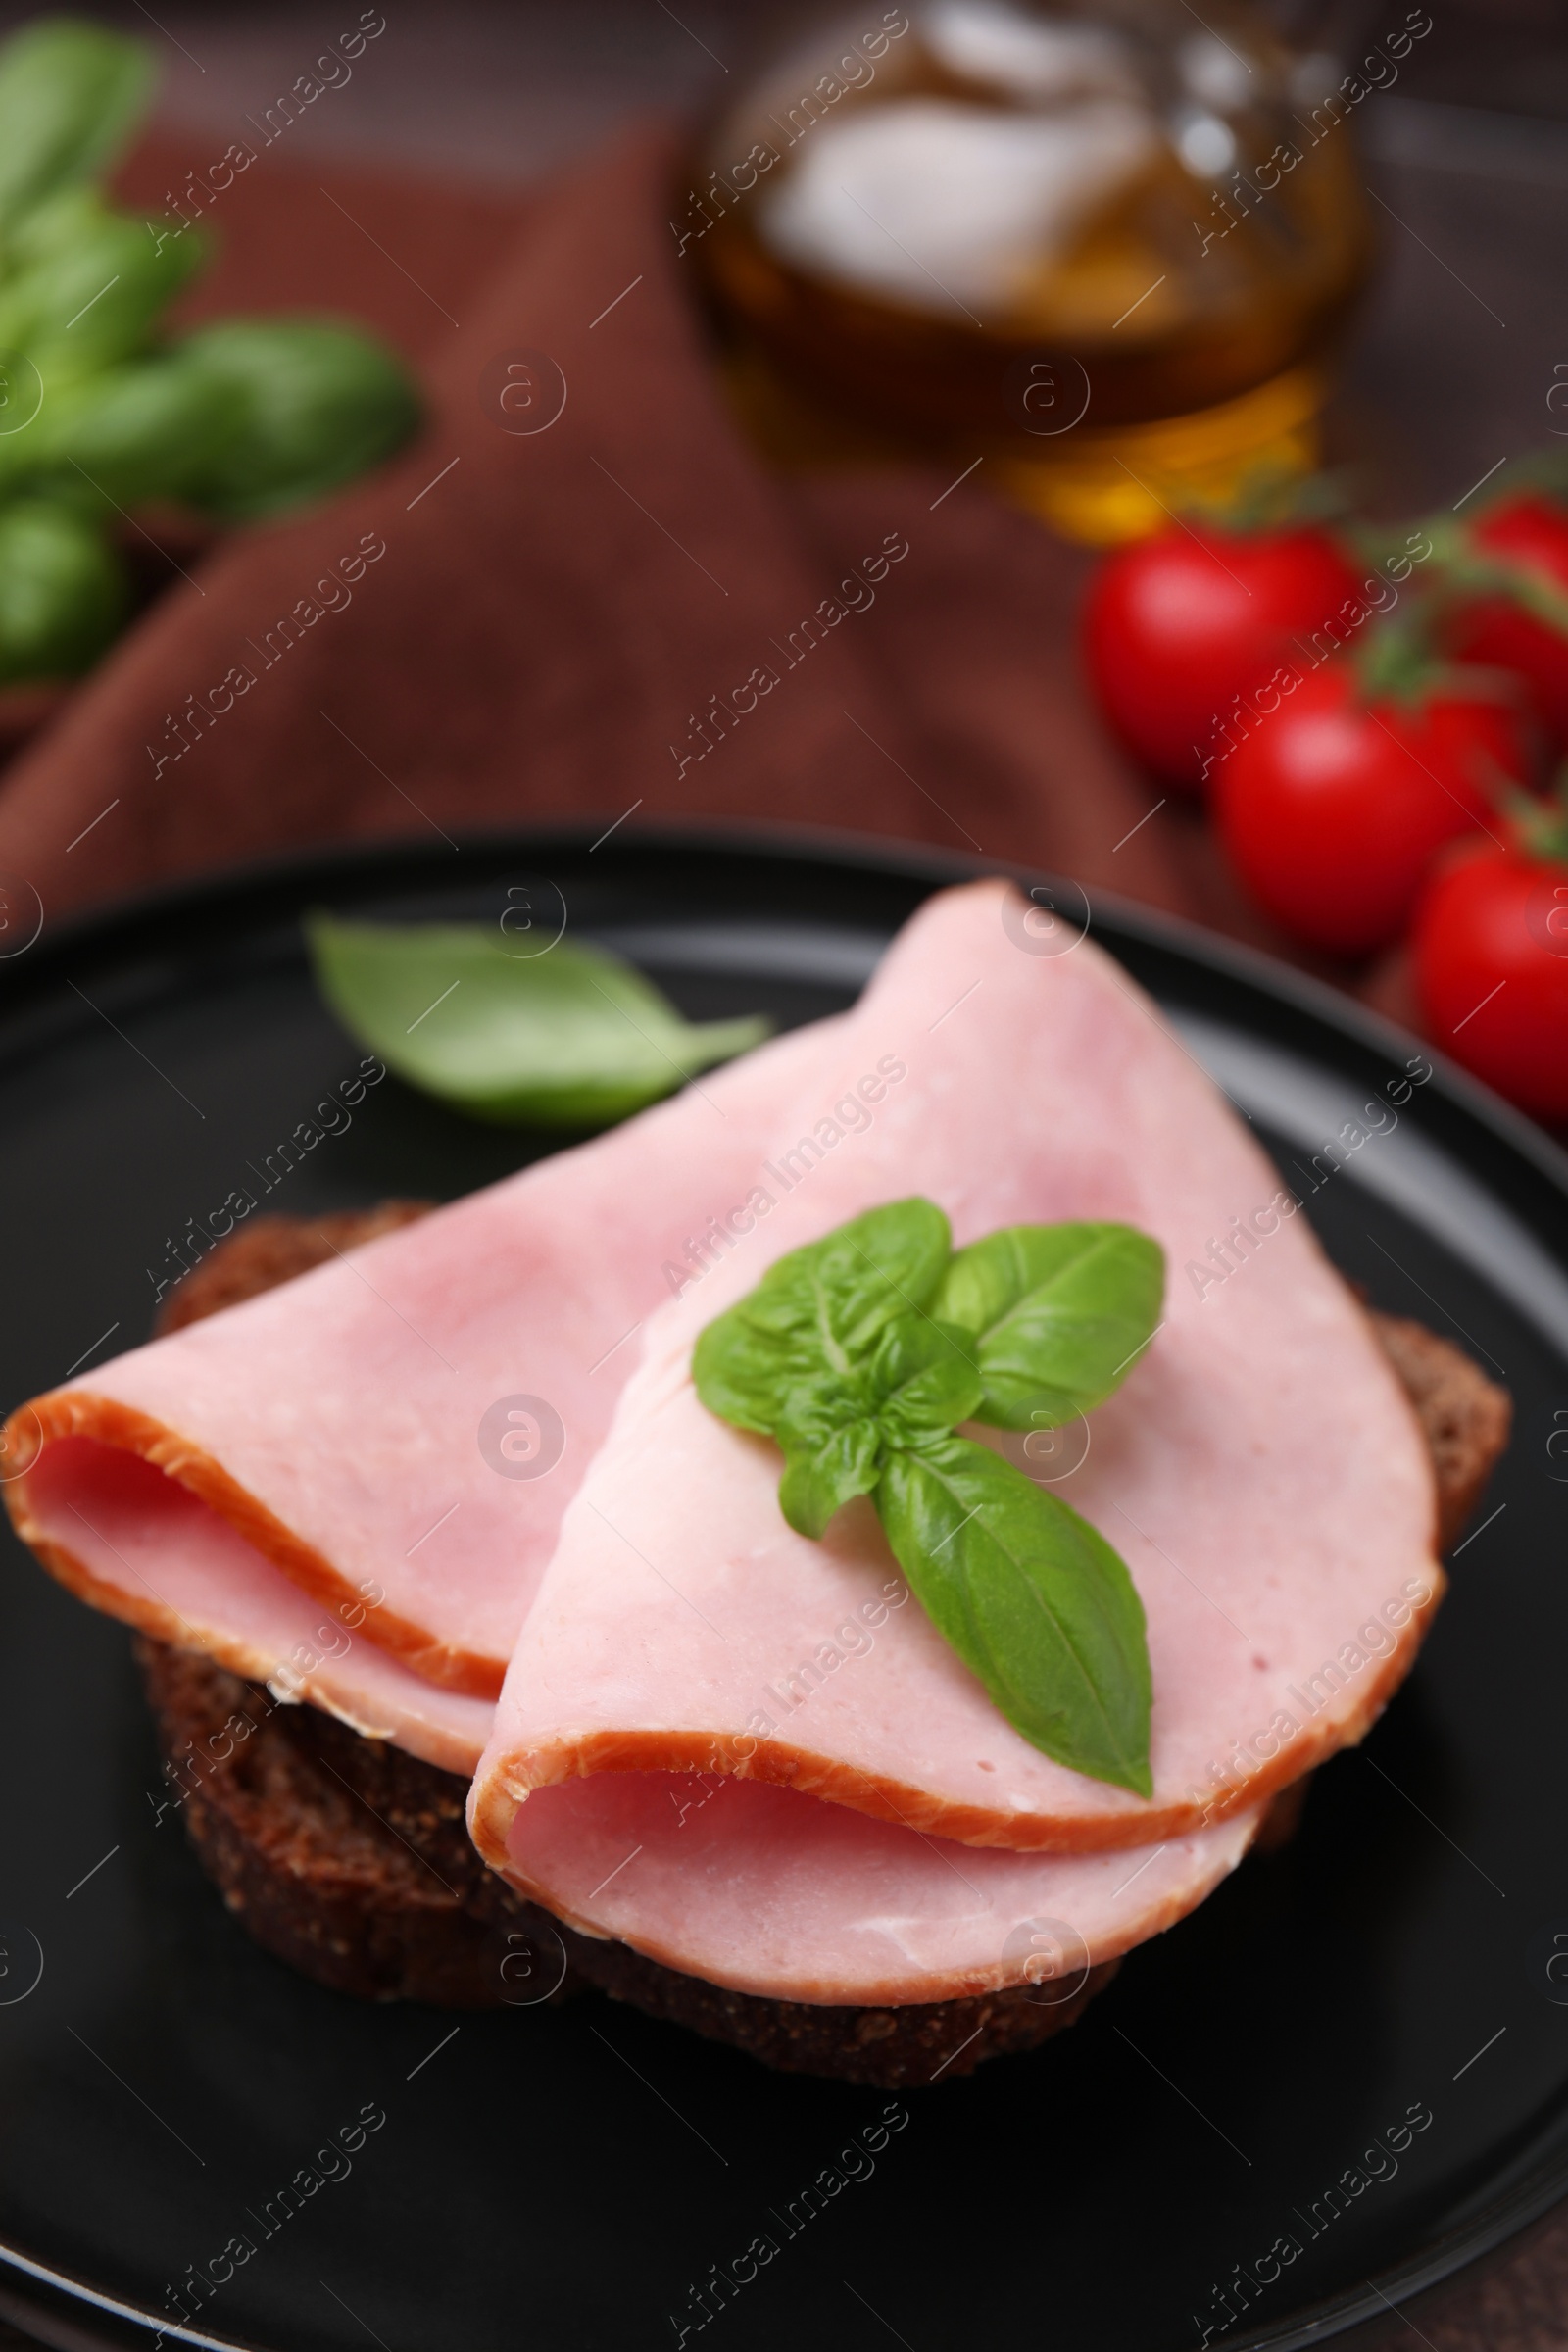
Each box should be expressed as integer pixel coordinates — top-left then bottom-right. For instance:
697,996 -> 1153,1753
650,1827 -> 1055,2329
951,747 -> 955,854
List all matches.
1367,1310 -> 1512,1548
138,1638 -> 517,2010
562,1935 -> 1119,2086
156,1204 -> 432,1330
127,1206 -> 1511,2082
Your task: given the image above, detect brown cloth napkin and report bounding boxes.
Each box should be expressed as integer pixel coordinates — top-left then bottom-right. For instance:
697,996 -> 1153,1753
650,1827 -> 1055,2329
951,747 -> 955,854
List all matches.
0,122 -> 1556,2348
0,123 -> 1254,936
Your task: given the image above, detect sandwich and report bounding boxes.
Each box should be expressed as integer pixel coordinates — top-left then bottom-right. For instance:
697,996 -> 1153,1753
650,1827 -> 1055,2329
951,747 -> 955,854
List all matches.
3,882 -> 1511,2087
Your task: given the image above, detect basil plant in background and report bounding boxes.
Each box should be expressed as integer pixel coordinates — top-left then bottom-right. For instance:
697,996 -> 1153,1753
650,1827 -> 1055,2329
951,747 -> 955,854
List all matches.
0,17 -> 420,685
696,1200 -> 1165,1797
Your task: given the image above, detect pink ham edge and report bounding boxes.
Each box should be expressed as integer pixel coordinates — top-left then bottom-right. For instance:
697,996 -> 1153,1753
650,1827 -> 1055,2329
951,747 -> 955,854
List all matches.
470,879 -> 1444,1855
24,1438 -> 492,1775
478,1766 -> 1263,2005
2,1013 -> 856,1708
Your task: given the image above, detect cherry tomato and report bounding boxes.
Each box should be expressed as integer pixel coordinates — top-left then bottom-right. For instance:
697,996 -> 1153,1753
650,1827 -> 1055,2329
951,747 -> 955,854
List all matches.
1413,840 -> 1568,1120
1447,491 -> 1568,739
1213,663 -> 1529,956
1082,523 -> 1364,789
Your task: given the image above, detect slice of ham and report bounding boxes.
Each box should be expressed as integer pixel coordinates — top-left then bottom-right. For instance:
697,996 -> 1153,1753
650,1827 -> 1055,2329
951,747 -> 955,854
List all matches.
471,880 -> 1443,1855
476,1766 -> 1262,2004
28,1438 -> 492,1774
3,1013 -> 853,1707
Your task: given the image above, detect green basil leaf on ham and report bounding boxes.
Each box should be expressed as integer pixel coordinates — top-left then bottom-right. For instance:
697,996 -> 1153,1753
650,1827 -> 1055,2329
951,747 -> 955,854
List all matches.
933,1221 -> 1165,1430
767,1312 -> 983,1538
693,1197 -> 1158,1797
878,1434 -> 1153,1797
693,1199 -> 951,1434
866,1313 -> 984,1446
774,1383 -> 885,1541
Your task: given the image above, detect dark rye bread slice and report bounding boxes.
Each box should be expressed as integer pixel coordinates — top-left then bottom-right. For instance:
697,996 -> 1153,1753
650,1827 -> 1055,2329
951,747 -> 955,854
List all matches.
136,1633 -> 1117,2083
136,1634 -> 535,2011
135,1206 -> 1511,2086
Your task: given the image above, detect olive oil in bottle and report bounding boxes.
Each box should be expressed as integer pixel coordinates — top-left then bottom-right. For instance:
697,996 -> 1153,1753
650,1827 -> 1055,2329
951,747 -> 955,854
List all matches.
687,0 -> 1378,540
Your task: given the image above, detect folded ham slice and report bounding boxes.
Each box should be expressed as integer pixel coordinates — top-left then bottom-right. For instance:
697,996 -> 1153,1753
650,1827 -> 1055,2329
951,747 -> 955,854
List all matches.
3,1013 -> 853,1728
28,1438 -> 493,1774
483,1767 -> 1263,2005
470,880 -> 1443,1855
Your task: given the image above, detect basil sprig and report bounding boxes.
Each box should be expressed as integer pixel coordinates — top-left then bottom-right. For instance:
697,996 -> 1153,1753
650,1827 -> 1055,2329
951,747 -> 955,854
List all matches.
0,19 -> 420,684
693,1199 -> 1163,1797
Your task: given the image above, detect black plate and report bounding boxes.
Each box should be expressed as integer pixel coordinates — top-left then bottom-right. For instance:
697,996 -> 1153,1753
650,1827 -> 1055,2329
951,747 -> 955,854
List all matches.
2,827 -> 1566,2352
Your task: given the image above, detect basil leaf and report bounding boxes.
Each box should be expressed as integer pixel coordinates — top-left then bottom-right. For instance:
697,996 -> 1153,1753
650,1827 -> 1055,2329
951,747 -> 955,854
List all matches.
8,357 -> 246,509
933,1221 -> 1164,1429
0,21 -> 154,220
692,1198 -> 1157,1792
869,1314 -> 984,1445
691,1313 -> 795,1437
877,1434 -> 1152,1796
171,320 -> 421,520
775,1381 -> 884,1540
0,497 -> 126,682
308,915 -> 770,1130
693,1200 -> 951,1434
767,1316 -> 983,1537
0,194 -> 208,390
732,1200 -> 952,1374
